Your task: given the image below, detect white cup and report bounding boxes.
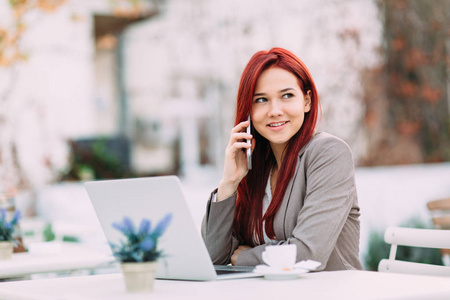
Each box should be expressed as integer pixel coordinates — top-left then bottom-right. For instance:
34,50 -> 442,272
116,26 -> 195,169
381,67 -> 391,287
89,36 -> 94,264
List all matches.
262,244 -> 297,270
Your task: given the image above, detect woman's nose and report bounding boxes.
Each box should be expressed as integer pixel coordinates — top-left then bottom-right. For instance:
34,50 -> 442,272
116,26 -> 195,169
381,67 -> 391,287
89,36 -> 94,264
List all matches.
268,100 -> 283,117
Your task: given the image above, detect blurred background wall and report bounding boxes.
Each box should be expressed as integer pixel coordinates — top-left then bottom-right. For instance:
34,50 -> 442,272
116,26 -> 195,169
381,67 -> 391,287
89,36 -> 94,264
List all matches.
2,0 -> 449,189
1,0 -> 385,190
122,0 -> 381,179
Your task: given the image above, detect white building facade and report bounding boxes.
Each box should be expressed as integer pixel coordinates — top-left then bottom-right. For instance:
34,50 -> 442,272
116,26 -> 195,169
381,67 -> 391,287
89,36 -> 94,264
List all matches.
0,0 -> 382,190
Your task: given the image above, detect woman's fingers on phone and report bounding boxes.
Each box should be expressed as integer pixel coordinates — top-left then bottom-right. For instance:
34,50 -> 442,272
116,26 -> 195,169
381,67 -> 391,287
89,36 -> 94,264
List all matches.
229,121 -> 251,142
236,141 -> 252,149
225,120 -> 252,162
231,120 -> 250,134
230,132 -> 252,143
229,142 -> 251,155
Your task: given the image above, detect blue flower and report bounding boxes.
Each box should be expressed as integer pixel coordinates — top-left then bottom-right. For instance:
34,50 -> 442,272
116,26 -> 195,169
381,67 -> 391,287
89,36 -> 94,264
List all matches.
138,219 -> 151,235
0,208 -> 21,242
112,221 -> 126,233
139,238 -> 155,251
152,213 -> 173,237
110,214 -> 172,263
122,217 -> 135,234
112,217 -> 135,235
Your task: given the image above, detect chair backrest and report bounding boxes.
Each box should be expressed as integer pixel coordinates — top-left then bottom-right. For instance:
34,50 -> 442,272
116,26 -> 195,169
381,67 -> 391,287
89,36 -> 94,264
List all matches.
427,198 -> 450,257
378,227 -> 450,276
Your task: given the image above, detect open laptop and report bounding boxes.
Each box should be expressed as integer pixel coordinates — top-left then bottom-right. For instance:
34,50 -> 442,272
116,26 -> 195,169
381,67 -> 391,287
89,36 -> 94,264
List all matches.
84,176 -> 261,281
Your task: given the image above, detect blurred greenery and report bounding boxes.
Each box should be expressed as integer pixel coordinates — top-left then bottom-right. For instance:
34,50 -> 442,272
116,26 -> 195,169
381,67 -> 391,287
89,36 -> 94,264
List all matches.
62,236 -> 79,243
43,223 -> 55,242
364,229 -> 390,271
364,216 -> 444,271
42,223 -> 79,243
60,136 -> 134,181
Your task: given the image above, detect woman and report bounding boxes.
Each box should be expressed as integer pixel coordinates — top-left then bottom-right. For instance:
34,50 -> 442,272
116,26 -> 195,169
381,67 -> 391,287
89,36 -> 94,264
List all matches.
201,47 -> 363,271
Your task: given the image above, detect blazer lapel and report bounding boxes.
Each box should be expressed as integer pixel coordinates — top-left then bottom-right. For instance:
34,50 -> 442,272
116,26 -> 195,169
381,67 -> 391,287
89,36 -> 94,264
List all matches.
272,133 -> 318,241
273,154 -> 302,240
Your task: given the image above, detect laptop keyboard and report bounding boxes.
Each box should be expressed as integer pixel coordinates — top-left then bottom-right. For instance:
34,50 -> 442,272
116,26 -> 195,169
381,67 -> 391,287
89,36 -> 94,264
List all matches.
215,269 -> 251,275
214,265 -> 255,275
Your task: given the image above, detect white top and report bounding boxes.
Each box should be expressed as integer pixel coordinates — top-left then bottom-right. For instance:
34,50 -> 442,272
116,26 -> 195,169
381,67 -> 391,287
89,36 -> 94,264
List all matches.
262,169 -> 276,244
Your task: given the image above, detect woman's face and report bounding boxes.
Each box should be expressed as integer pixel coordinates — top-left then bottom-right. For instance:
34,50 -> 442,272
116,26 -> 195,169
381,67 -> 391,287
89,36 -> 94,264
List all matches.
251,67 -> 311,152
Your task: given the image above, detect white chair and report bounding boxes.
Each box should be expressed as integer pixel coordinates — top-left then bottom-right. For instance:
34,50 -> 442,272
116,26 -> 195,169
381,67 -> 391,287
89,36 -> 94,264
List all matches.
378,227 -> 450,276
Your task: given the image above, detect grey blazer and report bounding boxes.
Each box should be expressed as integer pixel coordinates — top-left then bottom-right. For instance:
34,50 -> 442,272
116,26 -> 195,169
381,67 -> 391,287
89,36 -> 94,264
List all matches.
201,132 -> 363,271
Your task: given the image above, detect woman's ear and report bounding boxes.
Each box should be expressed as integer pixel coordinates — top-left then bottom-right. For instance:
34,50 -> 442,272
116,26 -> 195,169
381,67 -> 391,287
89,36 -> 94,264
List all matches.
304,90 -> 312,112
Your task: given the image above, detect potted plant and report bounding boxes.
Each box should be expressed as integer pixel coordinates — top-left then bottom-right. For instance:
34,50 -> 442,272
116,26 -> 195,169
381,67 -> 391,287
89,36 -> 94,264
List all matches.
110,213 -> 172,293
0,207 -> 21,260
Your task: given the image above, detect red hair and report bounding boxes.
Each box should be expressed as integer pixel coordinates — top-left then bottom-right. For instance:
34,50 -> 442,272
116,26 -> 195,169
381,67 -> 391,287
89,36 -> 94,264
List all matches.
233,47 -> 321,246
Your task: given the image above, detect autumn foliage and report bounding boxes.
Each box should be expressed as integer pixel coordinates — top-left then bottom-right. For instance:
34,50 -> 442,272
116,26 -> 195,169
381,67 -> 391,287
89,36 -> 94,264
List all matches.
0,0 -> 67,67
360,0 -> 450,165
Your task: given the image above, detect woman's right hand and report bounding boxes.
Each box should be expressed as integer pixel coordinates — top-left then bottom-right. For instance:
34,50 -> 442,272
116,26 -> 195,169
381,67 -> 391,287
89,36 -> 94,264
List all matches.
216,120 -> 254,202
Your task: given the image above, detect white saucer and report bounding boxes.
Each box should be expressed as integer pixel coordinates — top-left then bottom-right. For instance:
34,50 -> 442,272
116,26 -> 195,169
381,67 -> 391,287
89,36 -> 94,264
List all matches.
254,265 -> 309,280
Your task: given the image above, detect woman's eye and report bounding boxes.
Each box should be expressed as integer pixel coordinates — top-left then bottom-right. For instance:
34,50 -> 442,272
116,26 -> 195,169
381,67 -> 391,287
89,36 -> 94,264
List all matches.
254,97 -> 267,103
282,93 -> 294,99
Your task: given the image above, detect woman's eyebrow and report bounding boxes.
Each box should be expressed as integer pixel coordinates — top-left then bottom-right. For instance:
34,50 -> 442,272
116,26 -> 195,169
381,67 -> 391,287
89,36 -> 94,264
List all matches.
253,87 -> 296,97
253,92 -> 266,97
279,87 -> 295,93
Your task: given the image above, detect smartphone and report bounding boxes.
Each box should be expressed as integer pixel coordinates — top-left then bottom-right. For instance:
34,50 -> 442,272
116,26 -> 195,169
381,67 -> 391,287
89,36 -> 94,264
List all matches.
246,116 -> 252,170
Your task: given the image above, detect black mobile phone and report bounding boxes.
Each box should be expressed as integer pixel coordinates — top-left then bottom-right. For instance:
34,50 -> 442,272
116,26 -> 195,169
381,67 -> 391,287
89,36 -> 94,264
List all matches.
246,116 -> 252,170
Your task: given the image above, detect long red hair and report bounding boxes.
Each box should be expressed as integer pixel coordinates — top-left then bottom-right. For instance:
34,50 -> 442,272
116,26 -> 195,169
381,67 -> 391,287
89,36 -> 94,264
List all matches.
233,47 -> 321,246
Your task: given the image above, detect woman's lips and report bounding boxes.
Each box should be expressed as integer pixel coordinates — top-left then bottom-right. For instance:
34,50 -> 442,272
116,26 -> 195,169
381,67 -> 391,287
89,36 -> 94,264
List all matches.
267,121 -> 288,130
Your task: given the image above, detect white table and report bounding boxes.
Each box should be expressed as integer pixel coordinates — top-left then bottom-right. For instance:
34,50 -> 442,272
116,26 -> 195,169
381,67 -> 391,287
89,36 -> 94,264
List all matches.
0,270 -> 449,300
0,243 -> 115,279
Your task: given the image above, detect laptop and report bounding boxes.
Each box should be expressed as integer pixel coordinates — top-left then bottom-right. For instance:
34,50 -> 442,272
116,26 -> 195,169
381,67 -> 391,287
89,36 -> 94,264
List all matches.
84,176 -> 262,281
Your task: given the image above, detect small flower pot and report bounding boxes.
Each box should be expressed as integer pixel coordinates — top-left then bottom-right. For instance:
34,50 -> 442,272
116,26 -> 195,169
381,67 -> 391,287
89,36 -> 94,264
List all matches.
0,241 -> 13,260
120,261 -> 158,293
